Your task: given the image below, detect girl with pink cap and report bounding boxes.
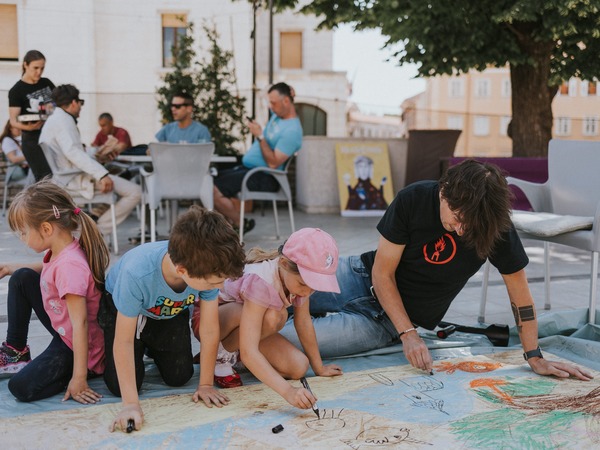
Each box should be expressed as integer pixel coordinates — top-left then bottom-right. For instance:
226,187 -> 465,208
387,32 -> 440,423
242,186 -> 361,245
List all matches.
192,227 -> 343,410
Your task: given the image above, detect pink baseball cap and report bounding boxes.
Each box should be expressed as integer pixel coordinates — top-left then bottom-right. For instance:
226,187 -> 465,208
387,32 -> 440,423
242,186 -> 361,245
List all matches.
282,228 -> 340,293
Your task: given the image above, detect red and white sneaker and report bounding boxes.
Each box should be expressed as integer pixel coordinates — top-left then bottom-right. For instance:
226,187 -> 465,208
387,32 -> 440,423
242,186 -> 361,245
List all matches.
214,369 -> 243,389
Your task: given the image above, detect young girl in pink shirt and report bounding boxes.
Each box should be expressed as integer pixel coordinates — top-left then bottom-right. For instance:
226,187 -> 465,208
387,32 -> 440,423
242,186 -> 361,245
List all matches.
0,180 -> 109,403
193,228 -> 343,410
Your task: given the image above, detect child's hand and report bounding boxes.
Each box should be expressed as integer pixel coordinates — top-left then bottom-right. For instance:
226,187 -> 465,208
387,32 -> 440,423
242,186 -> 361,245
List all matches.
63,378 -> 102,404
284,386 -> 317,410
315,364 -> 343,377
110,403 -> 143,433
192,385 -> 230,408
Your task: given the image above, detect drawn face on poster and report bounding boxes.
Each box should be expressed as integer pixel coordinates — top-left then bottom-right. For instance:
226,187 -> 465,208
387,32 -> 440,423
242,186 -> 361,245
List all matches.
335,143 -> 393,217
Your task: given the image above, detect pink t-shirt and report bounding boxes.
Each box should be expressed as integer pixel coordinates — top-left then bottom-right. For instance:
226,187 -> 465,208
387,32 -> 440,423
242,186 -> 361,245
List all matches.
220,258 -> 307,310
41,239 -> 105,374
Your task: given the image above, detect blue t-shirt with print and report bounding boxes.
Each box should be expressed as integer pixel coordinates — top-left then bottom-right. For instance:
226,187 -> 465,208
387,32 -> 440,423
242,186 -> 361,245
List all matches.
155,121 -> 211,144
105,241 -> 218,319
242,114 -> 302,169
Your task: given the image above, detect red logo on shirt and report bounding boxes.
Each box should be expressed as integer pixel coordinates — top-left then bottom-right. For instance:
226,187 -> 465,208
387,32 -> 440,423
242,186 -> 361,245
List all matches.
423,233 -> 457,264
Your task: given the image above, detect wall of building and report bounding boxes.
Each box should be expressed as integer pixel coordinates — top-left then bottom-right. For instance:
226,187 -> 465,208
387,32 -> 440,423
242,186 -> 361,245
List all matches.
296,136 -> 408,213
0,0 -> 348,150
403,67 -> 600,157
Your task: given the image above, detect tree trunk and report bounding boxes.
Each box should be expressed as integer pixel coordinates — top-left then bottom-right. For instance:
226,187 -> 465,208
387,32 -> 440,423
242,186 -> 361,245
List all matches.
509,57 -> 556,157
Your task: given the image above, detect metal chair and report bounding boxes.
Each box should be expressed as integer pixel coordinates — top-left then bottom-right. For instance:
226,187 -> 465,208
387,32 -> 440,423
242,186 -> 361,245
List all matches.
140,142 -> 215,242
39,142 -> 119,254
238,153 -> 297,242
479,139 -> 600,324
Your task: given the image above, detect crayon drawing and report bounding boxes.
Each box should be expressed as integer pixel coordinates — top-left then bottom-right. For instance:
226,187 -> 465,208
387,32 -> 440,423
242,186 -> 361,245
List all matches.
2,352 -> 599,449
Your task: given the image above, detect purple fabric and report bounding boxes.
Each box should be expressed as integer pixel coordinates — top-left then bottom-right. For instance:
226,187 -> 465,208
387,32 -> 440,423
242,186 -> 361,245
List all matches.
447,157 -> 548,211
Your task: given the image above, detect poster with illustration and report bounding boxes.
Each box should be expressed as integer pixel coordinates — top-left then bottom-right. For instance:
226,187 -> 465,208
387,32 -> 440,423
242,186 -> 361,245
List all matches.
335,142 -> 393,217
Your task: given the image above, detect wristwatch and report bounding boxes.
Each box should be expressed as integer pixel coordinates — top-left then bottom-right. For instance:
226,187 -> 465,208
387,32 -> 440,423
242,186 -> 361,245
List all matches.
257,134 -> 264,141
523,346 -> 543,361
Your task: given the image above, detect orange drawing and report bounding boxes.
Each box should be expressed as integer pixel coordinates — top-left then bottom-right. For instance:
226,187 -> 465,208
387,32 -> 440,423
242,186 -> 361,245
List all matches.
435,361 -> 502,374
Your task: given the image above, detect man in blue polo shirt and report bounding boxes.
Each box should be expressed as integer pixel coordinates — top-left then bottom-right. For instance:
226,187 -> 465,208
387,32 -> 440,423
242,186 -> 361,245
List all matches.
213,82 -> 303,234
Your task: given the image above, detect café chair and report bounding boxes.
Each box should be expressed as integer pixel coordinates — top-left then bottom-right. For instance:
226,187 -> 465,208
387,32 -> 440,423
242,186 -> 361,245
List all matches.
479,139 -> 600,324
141,142 -> 214,242
238,153 -> 297,243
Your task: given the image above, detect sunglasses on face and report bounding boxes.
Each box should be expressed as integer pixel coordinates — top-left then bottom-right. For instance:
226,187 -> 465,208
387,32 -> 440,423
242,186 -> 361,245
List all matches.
76,99 -> 85,105
170,103 -> 191,109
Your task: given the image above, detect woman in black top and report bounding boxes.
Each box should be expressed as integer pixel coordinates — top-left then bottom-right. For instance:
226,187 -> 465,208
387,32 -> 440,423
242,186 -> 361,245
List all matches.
8,50 -> 54,181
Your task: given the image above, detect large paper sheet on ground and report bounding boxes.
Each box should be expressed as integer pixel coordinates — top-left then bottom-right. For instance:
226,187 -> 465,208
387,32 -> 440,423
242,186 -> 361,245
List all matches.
3,351 -> 599,449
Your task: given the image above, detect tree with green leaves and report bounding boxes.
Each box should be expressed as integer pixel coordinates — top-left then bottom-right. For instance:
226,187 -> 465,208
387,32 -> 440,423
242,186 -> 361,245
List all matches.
276,0 -> 600,157
156,22 -> 247,156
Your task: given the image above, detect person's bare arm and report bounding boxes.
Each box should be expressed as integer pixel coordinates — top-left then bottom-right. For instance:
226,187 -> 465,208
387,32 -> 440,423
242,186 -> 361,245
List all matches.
9,107 -> 43,132
109,313 -> 144,432
502,270 -> 593,381
247,120 -> 289,168
0,262 -> 43,279
372,236 -> 433,372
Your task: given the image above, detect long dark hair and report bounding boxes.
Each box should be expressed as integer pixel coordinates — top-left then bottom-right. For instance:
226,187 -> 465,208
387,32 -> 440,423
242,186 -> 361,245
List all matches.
22,50 -> 46,76
0,120 -> 19,148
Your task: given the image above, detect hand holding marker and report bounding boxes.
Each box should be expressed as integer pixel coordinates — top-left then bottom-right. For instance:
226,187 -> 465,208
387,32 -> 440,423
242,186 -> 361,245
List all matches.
300,377 -> 320,418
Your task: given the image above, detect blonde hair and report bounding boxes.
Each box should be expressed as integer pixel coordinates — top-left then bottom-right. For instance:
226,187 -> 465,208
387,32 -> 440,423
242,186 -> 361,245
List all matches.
246,245 -> 299,274
8,180 -> 109,290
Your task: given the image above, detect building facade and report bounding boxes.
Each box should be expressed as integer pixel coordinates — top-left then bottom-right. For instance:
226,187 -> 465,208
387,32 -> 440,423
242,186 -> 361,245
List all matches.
402,67 -> 600,157
0,0 -> 348,150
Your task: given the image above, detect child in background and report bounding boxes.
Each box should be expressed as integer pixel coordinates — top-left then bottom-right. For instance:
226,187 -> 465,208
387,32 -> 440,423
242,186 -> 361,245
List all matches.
192,228 -> 343,410
101,206 -> 246,433
0,180 -> 108,403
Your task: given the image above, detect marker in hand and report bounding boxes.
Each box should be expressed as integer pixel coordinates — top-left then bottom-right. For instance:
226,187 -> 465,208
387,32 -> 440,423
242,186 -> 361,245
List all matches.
300,377 -> 320,419
126,418 -> 135,433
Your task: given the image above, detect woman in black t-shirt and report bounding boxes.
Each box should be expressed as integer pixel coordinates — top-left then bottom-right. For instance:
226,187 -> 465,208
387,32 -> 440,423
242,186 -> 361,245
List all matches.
8,50 -> 54,181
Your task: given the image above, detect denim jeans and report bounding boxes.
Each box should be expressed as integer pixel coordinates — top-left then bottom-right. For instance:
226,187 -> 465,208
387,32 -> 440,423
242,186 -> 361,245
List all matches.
279,256 -> 400,358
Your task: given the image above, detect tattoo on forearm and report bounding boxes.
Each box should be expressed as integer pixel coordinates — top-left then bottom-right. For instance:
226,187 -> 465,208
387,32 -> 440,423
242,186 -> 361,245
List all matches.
511,302 -> 535,327
518,305 -> 536,322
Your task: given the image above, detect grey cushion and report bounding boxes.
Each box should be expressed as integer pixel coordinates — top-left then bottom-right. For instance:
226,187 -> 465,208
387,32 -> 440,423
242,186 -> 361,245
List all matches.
511,211 -> 593,237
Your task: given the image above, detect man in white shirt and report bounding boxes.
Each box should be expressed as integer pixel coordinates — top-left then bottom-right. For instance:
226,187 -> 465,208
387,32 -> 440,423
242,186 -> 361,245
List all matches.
40,84 -> 141,234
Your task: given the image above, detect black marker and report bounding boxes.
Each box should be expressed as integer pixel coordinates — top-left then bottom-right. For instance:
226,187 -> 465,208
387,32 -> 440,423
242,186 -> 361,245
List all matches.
300,377 -> 320,419
126,418 -> 135,433
246,116 -> 254,122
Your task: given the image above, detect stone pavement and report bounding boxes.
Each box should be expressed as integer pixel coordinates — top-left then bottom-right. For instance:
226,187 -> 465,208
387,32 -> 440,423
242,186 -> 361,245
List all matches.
0,204 -> 596,358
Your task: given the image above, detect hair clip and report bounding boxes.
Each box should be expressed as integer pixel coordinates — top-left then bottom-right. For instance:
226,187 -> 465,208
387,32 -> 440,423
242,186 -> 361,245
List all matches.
73,207 -> 81,215
52,205 -> 60,219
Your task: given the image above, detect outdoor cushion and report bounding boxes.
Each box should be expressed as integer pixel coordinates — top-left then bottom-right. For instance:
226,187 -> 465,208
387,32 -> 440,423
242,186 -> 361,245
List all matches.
511,211 -> 593,237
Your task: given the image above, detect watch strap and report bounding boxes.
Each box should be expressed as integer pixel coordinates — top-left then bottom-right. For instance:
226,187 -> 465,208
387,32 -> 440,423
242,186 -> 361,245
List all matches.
523,346 -> 543,361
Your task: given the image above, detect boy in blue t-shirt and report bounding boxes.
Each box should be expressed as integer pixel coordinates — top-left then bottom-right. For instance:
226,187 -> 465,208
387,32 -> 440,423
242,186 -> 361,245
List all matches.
99,206 -> 245,433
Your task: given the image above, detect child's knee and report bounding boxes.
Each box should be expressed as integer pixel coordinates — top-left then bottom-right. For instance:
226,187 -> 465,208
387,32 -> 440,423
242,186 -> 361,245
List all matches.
286,353 -> 310,380
8,267 -> 38,290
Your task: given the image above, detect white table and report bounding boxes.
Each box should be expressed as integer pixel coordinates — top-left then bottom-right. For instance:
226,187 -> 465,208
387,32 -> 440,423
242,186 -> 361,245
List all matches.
116,154 -> 237,241
116,154 -> 237,164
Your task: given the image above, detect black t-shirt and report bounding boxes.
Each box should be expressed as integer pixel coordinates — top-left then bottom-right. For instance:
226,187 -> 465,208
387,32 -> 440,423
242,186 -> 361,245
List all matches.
361,180 -> 528,330
8,78 -> 55,115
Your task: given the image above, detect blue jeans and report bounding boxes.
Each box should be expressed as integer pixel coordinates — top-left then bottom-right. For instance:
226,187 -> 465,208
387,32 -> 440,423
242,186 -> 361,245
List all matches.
279,256 -> 400,358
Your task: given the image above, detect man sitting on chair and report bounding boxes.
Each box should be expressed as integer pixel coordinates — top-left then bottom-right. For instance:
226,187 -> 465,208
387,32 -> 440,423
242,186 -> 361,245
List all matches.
213,82 -> 303,234
39,84 -> 141,235
155,92 -> 211,144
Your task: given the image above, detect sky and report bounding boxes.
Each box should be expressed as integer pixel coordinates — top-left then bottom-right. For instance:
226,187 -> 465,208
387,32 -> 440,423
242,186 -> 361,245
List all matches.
333,24 -> 426,116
